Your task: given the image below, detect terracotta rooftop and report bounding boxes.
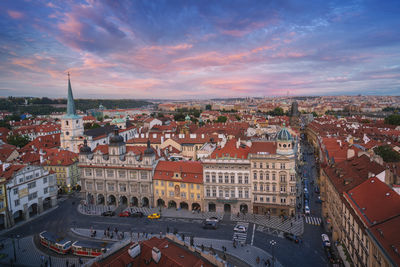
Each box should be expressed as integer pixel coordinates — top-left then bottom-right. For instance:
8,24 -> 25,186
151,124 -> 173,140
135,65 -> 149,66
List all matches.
153,161 -> 203,184
249,141 -> 277,155
92,237 -> 214,267
344,177 -> 400,227
210,138 -> 250,159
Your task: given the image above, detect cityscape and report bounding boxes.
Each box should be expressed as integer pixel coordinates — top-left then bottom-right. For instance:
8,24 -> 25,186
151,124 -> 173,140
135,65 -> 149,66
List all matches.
0,1 -> 400,267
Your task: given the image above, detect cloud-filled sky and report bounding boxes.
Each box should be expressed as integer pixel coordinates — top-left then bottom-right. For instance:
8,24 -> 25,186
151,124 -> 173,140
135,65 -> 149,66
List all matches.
0,0 -> 399,99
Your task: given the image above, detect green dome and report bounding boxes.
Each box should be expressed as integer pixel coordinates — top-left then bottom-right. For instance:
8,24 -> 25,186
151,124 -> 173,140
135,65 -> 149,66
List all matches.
277,127 -> 292,141
185,114 -> 191,121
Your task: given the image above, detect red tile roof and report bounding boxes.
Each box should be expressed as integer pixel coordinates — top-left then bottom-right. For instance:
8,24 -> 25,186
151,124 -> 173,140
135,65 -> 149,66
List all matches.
369,215 -> 400,266
344,177 -> 400,227
210,138 -> 250,159
92,237 -> 214,267
154,161 -> 203,184
249,141 -> 277,155
0,164 -> 26,180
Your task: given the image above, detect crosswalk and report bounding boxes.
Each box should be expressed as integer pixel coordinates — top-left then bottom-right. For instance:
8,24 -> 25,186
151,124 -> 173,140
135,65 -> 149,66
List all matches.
233,222 -> 249,244
305,216 -> 322,225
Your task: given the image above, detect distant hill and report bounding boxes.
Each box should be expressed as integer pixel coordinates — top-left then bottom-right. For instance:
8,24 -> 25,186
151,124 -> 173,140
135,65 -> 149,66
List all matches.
0,97 -> 152,115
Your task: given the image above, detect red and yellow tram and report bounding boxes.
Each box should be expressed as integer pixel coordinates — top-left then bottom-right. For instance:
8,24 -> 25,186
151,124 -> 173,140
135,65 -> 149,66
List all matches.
39,231 -> 72,254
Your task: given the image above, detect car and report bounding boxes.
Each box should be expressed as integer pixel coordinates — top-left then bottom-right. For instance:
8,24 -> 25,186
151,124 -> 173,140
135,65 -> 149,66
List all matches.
322,234 -> 331,247
206,216 -> 219,222
102,211 -> 115,216
297,203 -> 302,210
233,225 -> 247,232
118,211 -> 131,217
284,232 -> 299,243
305,205 -> 310,215
147,213 -> 161,219
130,211 -> 144,218
315,196 -> 322,204
203,220 -> 218,229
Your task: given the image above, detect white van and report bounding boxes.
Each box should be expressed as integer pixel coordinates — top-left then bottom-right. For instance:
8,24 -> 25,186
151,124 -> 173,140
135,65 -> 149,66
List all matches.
321,234 -> 331,247
305,205 -> 310,215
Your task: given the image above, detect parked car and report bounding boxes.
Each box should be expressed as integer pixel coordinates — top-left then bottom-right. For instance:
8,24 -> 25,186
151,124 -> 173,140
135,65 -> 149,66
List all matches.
233,225 -> 247,232
147,213 -> 161,219
118,211 -> 131,217
314,186 -> 320,194
284,232 -> 299,243
321,234 -> 331,247
102,211 -> 115,217
297,203 -> 302,210
131,211 -> 144,218
203,220 -> 218,230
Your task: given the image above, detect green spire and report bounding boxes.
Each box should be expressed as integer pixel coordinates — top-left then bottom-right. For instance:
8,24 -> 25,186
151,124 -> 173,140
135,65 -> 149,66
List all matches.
67,72 -> 76,115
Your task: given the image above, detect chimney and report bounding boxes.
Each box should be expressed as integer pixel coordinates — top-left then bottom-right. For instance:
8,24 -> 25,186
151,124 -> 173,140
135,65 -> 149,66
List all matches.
152,247 -> 161,263
2,163 -> 10,171
201,134 -> 205,139
161,136 -> 164,143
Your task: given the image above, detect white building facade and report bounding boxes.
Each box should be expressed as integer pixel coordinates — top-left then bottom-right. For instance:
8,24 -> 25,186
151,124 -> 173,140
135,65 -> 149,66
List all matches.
5,165 -> 57,227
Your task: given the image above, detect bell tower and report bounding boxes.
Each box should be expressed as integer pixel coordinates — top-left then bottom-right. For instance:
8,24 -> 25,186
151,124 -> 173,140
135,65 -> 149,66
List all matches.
60,73 -> 84,153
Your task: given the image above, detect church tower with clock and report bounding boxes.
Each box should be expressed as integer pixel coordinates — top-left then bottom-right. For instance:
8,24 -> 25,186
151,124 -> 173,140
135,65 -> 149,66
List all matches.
60,73 -> 84,153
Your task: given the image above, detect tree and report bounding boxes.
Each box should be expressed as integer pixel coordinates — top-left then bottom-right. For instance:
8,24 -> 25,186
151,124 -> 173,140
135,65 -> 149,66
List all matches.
216,116 -> 227,123
267,107 -> 284,116
0,120 -> 11,129
384,114 -> 400,126
174,113 -> 185,121
374,145 -> 400,163
312,112 -> 318,117
84,123 -> 101,130
7,134 -> 30,148
205,104 -> 212,110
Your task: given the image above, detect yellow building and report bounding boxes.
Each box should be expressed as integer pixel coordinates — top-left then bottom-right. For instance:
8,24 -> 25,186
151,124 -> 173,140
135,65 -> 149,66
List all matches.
0,177 -> 8,229
153,161 -> 203,211
41,149 -> 79,192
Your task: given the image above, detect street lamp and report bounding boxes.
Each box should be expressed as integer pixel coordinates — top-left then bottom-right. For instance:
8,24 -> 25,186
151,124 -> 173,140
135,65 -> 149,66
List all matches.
270,239 -> 276,267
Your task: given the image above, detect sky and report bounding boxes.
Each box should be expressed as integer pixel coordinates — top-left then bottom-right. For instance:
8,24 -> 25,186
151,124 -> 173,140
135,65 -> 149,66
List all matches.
0,0 -> 399,99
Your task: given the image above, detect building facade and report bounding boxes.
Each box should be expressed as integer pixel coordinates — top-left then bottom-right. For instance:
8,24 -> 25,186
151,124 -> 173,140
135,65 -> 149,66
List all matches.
0,164 -> 57,228
153,161 -> 203,211
249,135 -> 297,216
202,139 -> 251,214
79,129 -> 157,207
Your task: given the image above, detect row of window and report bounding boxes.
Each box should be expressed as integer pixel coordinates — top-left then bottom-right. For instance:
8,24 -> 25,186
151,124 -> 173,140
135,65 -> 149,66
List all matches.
84,169 -> 149,180
205,188 -> 249,199
155,189 -> 201,200
86,182 -> 149,193
17,171 -> 42,184
252,162 -> 287,169
205,173 -> 249,184
253,184 -> 296,193
253,172 -> 296,182
254,195 -> 295,204
13,178 -> 49,195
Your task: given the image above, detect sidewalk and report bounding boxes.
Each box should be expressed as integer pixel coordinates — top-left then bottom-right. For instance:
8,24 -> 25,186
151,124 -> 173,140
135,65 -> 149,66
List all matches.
0,205 -> 59,236
0,235 -> 90,267
71,228 -> 283,267
77,204 -> 116,216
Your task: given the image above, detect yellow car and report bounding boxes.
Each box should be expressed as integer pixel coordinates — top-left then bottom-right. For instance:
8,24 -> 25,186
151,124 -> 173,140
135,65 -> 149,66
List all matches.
147,213 -> 161,219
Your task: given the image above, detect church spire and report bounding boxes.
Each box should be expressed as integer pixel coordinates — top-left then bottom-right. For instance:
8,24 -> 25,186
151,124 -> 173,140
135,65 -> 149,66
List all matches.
67,72 -> 77,116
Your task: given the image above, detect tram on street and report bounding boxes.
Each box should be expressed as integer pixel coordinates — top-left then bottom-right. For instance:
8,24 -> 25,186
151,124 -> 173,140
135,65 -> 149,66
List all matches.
71,240 -> 112,257
39,231 -> 72,254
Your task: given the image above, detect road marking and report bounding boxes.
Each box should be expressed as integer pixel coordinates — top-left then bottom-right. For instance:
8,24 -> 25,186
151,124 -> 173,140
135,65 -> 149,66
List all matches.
251,224 -> 255,245
92,221 -> 134,226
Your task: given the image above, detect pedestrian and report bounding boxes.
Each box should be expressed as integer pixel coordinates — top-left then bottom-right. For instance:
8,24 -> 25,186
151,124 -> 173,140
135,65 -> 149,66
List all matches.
104,230 -> 106,237
291,222 -> 293,227
79,257 -> 83,264
66,259 -> 69,266
256,256 -> 260,264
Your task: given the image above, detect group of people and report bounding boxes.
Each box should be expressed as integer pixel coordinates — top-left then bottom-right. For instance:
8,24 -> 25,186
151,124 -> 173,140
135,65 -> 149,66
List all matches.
103,227 -> 124,240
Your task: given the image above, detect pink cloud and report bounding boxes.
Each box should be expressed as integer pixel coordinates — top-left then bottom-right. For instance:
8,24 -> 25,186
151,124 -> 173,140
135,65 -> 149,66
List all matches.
7,10 -> 23,19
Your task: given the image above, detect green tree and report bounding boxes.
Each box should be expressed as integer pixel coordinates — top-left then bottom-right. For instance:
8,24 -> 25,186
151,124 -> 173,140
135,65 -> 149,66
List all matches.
374,145 -> 400,163
384,114 -> 400,126
268,107 -> 284,116
312,112 -> 318,117
205,104 -> 212,110
174,113 -> 185,121
0,120 -> 11,129
216,116 -> 227,123
7,134 -> 30,148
